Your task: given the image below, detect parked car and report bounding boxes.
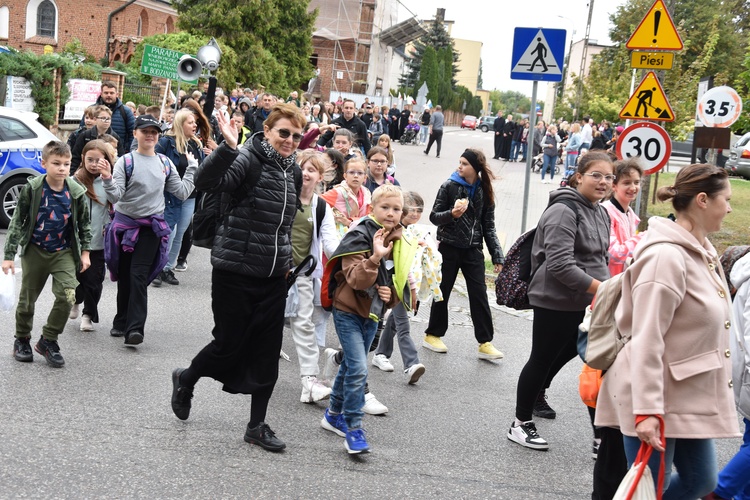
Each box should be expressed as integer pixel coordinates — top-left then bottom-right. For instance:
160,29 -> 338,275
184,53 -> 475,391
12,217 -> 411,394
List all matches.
0,106 -> 56,228
461,115 -> 477,130
725,131 -> 750,180
478,116 -> 495,133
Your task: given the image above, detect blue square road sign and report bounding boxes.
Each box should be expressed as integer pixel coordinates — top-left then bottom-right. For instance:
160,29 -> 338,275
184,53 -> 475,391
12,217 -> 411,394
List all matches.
510,28 -> 567,82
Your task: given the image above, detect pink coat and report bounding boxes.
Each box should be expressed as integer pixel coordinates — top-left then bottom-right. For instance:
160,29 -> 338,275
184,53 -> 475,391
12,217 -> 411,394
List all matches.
595,217 -> 740,439
602,200 -> 643,276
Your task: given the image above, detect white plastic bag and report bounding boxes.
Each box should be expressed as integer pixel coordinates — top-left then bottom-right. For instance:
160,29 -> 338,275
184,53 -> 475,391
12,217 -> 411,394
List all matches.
612,459 -> 657,500
0,271 -> 16,312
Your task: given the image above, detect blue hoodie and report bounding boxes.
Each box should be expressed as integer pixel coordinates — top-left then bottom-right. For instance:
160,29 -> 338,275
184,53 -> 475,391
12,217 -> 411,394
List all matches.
449,171 -> 480,200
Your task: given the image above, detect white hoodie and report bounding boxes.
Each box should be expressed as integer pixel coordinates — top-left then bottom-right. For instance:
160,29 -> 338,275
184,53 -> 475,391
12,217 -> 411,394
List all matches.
730,252 -> 750,419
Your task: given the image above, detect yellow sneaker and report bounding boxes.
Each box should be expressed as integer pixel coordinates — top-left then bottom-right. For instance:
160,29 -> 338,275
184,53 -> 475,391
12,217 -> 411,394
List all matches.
423,335 -> 448,353
478,342 -> 504,360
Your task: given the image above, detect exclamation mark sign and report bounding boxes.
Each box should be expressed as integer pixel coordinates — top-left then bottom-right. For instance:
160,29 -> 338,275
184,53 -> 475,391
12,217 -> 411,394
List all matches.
653,10 -> 661,44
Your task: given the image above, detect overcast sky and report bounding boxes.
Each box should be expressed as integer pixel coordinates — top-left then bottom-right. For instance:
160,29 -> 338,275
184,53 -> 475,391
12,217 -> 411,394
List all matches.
396,0 -> 628,96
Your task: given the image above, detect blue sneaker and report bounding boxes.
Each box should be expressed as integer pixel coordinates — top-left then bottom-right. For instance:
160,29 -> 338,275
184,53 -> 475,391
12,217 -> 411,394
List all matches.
345,428 -> 370,454
320,409 -> 347,437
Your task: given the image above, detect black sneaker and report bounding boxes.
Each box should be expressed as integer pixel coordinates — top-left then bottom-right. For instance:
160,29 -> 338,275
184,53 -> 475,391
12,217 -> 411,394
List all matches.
244,422 -> 286,452
174,261 -> 188,272
171,368 -> 193,420
533,390 -> 557,419
592,439 -> 601,460
34,337 -> 65,368
151,274 -> 163,287
507,421 -> 549,450
13,337 -> 33,362
162,270 -> 179,286
124,331 -> 144,346
110,328 -> 125,337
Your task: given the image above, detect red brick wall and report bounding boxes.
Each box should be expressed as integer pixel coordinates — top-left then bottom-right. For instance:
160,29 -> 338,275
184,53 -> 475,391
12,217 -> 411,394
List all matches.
0,0 -> 176,61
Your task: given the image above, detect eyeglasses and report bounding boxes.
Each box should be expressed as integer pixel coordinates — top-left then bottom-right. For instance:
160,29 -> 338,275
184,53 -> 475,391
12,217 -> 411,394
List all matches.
369,159 -> 388,165
97,116 -> 111,122
84,157 -> 103,163
346,171 -> 366,176
584,172 -> 616,182
273,128 -> 304,143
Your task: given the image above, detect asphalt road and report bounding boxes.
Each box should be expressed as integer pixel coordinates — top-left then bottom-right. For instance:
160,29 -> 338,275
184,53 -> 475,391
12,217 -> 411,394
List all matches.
0,129 -> 741,498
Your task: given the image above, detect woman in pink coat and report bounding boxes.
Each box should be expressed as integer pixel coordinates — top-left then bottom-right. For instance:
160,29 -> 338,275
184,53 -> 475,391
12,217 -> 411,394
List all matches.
595,164 -> 740,499
601,158 -> 644,276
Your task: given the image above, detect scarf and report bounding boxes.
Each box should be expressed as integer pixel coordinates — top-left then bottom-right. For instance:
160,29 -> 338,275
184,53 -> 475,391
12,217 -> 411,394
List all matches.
258,135 -> 297,171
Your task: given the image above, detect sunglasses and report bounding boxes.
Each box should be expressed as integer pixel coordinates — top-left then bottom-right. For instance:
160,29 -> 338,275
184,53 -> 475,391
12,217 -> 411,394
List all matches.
274,128 -> 304,143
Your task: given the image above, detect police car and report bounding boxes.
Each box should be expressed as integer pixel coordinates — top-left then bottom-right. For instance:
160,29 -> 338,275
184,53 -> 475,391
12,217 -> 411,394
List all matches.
0,106 -> 58,228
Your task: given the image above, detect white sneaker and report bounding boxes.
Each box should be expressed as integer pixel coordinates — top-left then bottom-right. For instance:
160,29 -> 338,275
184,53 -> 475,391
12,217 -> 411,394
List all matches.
69,303 -> 80,320
371,354 -> 394,372
80,314 -> 94,332
507,421 -> 549,450
404,363 -> 425,384
363,392 -> 388,415
322,348 -> 340,386
300,376 -> 332,403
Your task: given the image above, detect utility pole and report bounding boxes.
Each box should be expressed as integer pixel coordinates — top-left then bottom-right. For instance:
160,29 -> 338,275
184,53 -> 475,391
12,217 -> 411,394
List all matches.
574,0 -> 595,121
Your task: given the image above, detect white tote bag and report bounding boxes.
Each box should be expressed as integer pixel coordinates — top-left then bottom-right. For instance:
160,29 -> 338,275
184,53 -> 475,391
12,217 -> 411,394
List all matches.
613,418 -> 665,500
0,270 -> 16,312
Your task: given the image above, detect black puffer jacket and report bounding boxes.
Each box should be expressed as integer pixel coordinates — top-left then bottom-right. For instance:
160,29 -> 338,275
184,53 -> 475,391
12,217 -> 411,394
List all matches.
430,178 -> 504,265
195,133 -> 299,277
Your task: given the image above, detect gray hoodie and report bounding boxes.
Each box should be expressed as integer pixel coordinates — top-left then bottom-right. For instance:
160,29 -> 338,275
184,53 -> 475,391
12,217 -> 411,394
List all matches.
527,187 -> 611,311
730,252 -> 750,419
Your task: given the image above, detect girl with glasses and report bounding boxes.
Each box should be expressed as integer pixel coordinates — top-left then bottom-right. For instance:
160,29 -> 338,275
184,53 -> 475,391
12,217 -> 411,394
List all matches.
70,106 -> 124,174
321,157 -> 372,237
363,146 -> 399,194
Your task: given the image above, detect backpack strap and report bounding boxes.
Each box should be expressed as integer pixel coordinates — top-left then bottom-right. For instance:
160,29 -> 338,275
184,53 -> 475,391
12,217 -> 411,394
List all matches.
156,153 -> 172,178
553,198 -> 581,226
315,196 -> 326,238
123,153 -> 134,187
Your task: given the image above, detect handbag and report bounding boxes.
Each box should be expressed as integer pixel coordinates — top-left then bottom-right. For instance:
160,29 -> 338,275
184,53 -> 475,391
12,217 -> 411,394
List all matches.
613,417 -> 666,500
0,268 -> 16,312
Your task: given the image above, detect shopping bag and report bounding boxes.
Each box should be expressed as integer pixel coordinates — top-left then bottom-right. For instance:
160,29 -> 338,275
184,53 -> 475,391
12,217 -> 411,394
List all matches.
613,417 -> 665,500
0,270 -> 16,312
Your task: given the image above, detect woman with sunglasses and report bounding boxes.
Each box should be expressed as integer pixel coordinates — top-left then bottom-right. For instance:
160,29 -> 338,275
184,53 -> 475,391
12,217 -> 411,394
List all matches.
170,103 -> 306,453
508,151 -> 613,451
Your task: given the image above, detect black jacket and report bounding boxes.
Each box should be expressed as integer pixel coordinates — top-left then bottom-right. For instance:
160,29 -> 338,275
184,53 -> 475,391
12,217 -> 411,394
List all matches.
429,178 -> 504,264
70,126 -> 123,174
194,133 -> 300,278
245,107 -> 271,134
317,115 -> 371,154
79,97 -> 134,151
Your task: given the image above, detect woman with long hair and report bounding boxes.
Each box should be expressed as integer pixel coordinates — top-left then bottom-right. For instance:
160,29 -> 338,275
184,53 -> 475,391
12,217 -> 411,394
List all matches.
508,151 -> 613,451
154,109 -> 205,286
424,148 -> 505,359
69,140 -> 114,332
596,163 -> 739,498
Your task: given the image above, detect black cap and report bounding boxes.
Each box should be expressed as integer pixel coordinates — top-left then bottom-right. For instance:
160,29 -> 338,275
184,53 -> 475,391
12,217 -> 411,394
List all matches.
134,114 -> 162,131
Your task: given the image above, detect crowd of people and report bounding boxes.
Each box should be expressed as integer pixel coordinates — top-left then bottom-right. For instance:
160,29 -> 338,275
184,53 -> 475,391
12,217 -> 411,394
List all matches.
3,79 -> 749,498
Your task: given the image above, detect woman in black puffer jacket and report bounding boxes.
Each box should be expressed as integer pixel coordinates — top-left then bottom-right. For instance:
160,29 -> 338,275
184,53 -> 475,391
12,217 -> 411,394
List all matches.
424,148 -> 505,360
170,103 -> 306,453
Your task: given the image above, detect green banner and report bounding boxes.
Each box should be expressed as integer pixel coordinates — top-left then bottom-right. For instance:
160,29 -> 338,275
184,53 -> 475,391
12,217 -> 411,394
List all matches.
139,45 -> 198,84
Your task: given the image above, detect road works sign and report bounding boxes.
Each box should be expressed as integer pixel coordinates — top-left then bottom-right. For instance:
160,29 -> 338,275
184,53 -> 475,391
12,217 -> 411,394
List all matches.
619,71 -> 675,122
510,28 -> 566,82
626,0 -> 683,51
140,45 -> 198,84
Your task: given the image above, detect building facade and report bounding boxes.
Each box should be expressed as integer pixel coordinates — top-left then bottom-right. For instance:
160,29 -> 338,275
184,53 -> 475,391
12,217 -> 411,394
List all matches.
0,0 -> 177,64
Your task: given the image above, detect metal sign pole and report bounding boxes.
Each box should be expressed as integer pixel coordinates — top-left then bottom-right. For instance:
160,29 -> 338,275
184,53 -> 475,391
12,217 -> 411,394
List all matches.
522,80 -> 538,232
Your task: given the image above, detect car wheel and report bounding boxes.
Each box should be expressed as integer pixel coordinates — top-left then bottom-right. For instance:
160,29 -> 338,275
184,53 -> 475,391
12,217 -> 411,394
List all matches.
480,125 -> 488,133
0,176 -> 31,228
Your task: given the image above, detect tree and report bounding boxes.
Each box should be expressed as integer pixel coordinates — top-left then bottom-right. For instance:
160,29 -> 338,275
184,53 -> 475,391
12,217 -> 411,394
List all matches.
400,18 -> 459,89
418,46 -> 439,104
173,0 -> 316,94
490,90 -> 531,115
477,59 -> 483,90
125,32 -> 241,92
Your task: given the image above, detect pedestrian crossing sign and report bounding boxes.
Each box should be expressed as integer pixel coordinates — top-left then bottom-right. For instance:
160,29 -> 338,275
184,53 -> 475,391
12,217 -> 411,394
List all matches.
619,71 -> 675,122
510,28 -> 566,82
626,0 -> 683,51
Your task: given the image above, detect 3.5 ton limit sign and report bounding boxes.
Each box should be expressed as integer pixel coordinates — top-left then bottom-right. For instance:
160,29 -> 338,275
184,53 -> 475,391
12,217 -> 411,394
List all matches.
616,122 -> 672,175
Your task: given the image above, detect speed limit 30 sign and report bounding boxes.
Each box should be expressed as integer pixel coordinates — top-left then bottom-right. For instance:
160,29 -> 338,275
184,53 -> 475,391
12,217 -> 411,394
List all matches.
697,86 -> 743,128
616,122 -> 672,175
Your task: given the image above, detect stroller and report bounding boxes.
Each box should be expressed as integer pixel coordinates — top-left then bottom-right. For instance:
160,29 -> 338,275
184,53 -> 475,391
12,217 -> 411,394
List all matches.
531,152 -> 561,174
399,123 -> 420,145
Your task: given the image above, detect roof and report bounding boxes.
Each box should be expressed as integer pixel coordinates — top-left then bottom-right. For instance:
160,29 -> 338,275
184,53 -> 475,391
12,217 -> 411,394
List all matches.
378,17 -> 427,47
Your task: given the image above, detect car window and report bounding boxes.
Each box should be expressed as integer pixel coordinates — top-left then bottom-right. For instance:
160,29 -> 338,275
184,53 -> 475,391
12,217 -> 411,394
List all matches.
736,133 -> 750,148
0,116 -> 40,142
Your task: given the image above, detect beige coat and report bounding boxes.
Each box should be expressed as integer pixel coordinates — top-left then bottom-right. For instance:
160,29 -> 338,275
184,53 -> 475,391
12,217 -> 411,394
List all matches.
595,217 -> 740,439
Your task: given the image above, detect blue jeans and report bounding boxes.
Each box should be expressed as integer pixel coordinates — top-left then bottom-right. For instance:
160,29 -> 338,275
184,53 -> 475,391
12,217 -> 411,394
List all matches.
565,152 -> 578,169
521,142 -> 528,160
164,197 -> 195,271
623,435 -> 718,499
329,308 -> 377,430
579,142 -> 590,154
510,140 -> 520,160
419,125 -> 429,144
541,154 -> 556,180
716,418 -> 750,500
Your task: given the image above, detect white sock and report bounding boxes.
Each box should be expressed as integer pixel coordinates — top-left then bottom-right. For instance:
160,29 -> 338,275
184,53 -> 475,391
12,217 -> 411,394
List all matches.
514,418 -> 530,427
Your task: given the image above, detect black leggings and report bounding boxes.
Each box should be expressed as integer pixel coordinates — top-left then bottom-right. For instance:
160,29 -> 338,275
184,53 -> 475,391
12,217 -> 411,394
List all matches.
515,306 -> 584,421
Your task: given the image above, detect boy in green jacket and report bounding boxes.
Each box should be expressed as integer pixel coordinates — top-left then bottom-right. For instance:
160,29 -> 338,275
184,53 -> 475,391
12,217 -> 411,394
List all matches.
2,141 -> 92,367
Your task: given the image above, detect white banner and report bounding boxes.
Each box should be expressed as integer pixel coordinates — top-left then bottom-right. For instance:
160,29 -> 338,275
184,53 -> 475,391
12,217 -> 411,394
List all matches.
4,76 -> 35,112
63,79 -> 101,121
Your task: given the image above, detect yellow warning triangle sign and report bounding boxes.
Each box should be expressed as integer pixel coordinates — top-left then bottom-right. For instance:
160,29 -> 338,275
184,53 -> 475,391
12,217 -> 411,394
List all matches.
626,0 -> 683,51
619,71 -> 675,122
